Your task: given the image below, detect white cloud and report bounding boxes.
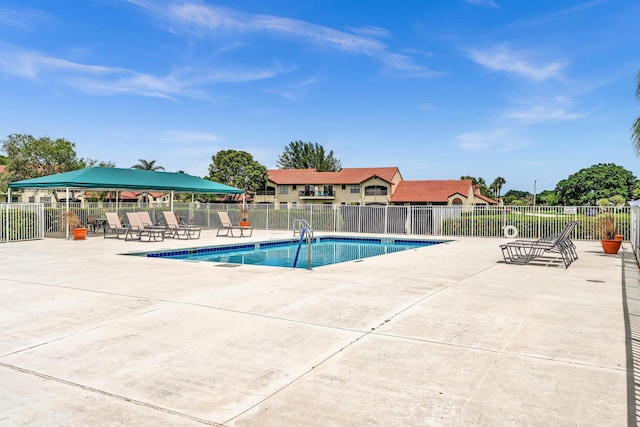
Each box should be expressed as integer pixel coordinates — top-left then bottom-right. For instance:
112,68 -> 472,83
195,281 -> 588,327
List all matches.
0,41 -> 285,98
465,0 -> 499,9
454,128 -> 527,152
132,0 -> 438,77
349,26 -> 393,39
503,96 -> 591,123
155,130 -> 221,143
466,43 -> 564,81
0,8 -> 51,31
504,106 -> 587,122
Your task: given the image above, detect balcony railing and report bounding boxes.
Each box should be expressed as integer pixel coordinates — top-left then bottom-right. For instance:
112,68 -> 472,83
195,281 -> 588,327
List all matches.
299,190 -> 335,198
364,189 -> 388,196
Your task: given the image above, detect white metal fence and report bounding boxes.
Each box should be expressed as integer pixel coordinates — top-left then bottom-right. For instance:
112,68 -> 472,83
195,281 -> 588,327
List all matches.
2,202 -> 638,248
1,203 -> 44,242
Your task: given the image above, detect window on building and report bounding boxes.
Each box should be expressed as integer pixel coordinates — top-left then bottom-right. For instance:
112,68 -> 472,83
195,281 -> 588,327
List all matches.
364,185 -> 387,196
341,184 -> 346,190
350,184 -> 360,194
278,185 -> 288,194
292,185 -> 297,190
28,196 -> 35,203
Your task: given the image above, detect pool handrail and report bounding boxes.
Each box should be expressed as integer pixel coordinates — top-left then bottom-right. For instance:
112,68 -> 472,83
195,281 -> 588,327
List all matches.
293,226 -> 313,269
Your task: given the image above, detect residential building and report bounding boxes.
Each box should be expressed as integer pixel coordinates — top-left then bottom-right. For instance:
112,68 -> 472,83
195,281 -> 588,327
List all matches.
390,180 -> 497,206
255,167 -> 403,206
256,168 -> 496,206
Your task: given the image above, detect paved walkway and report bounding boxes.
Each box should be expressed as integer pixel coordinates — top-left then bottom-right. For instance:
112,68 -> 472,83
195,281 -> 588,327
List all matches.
0,231 -> 634,426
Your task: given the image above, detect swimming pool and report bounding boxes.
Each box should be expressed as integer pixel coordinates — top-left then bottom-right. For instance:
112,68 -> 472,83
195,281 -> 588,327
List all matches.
126,236 -> 444,269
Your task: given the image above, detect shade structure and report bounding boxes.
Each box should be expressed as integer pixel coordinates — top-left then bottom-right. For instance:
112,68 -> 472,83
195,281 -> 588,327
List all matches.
8,167 -> 244,194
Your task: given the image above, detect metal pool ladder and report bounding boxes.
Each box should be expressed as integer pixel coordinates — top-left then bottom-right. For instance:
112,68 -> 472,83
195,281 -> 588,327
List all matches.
293,220 -> 313,269
293,218 -> 311,236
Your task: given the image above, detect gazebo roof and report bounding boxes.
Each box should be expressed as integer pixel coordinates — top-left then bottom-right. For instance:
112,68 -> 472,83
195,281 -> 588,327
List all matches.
8,167 -> 243,194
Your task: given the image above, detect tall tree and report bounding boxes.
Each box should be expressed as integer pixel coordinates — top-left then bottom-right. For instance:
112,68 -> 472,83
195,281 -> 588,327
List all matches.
1,134 -> 85,187
555,163 -> 637,205
208,150 -> 267,201
491,176 -> 506,199
460,175 -> 492,198
460,175 -> 478,185
633,69 -> 640,155
131,159 -> 164,171
277,141 -> 342,171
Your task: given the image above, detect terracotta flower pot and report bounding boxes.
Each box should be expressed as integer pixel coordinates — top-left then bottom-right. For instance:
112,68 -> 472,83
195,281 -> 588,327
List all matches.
71,227 -> 88,240
601,239 -> 622,255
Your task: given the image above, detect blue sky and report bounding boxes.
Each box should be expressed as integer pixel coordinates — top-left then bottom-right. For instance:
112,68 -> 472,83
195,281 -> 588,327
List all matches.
1,0 -> 639,193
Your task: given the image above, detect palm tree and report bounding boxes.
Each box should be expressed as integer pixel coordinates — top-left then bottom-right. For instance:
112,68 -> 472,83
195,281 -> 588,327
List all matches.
633,70 -> 640,155
491,176 -> 506,199
131,159 -> 165,171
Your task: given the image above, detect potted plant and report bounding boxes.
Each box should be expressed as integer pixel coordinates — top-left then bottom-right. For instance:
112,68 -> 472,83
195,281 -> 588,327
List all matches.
598,212 -> 622,254
239,206 -> 250,228
61,210 -> 88,240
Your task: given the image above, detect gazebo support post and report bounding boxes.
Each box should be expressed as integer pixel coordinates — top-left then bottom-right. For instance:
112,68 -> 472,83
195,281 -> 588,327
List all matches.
65,187 -> 70,240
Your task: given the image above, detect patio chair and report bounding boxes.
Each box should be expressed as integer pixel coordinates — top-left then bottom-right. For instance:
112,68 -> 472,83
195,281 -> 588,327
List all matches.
125,212 -> 165,242
162,211 -> 201,239
138,211 -> 165,229
217,211 -> 253,237
87,215 -> 99,233
104,212 -> 128,239
500,221 -> 578,268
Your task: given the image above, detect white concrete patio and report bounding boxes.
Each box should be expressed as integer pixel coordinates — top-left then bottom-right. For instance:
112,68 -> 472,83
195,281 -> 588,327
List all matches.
0,231 -> 635,426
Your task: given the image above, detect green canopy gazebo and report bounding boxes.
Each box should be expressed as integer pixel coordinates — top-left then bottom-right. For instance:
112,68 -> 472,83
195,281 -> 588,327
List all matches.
7,167 -> 244,238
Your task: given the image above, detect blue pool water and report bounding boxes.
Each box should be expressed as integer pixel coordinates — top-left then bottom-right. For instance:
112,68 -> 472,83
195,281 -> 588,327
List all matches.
127,236 -> 443,269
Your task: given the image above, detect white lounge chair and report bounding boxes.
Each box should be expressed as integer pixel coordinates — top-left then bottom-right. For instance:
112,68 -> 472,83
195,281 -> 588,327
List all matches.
104,212 -> 128,239
125,212 -> 165,242
217,211 -> 252,237
162,211 -> 201,239
500,221 -> 578,268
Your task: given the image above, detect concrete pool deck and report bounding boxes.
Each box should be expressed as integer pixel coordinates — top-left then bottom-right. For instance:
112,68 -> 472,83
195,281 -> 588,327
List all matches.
0,231 -> 637,426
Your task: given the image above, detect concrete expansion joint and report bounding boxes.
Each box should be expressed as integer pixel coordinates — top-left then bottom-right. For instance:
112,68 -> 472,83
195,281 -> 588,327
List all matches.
0,361 -> 223,426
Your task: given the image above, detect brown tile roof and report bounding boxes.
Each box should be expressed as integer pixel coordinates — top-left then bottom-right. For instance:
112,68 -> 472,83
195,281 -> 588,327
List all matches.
473,186 -> 498,204
268,167 -> 400,185
390,180 -> 498,204
390,180 -> 474,203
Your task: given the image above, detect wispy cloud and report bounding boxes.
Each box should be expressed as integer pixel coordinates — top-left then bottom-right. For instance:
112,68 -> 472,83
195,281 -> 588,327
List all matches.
465,0 -> 499,10
504,106 -> 587,122
263,76 -> 322,101
0,41 -> 284,98
508,0 -> 605,28
454,128 -> 527,151
504,96 -> 591,123
130,0 -> 439,77
466,43 -> 564,81
0,8 -> 51,31
154,130 -> 221,143
349,26 -> 393,39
